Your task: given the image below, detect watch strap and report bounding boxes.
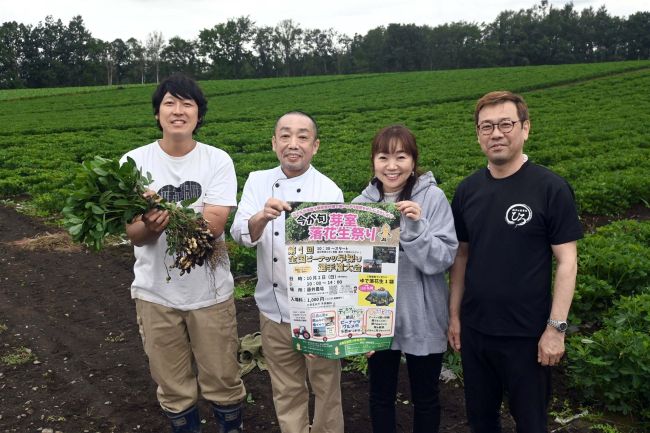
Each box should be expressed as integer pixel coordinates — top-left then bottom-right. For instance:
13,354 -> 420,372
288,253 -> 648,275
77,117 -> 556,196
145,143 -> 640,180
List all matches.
547,318 -> 568,332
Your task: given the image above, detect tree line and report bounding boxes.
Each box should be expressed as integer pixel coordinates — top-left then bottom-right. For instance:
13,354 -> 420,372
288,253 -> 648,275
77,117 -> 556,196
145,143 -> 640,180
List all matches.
1,1 -> 649,89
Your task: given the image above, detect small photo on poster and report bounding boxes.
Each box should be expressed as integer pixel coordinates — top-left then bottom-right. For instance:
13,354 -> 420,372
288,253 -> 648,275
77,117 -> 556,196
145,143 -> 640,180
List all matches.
358,273 -> 396,307
362,258 -> 383,273
311,311 -> 337,341
373,246 -> 396,264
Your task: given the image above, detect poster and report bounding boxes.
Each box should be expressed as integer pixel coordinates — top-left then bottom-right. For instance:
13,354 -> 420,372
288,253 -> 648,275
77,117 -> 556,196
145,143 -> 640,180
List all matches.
285,202 -> 401,359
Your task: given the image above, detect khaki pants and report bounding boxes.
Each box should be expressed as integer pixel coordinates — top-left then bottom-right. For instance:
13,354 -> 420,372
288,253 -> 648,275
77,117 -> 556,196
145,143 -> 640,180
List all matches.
260,313 -> 344,433
135,297 -> 246,413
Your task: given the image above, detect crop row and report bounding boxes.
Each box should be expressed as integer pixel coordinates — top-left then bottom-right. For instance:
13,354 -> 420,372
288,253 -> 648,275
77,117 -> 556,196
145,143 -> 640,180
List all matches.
567,220 -> 650,419
0,62 -> 649,217
2,61 -> 648,136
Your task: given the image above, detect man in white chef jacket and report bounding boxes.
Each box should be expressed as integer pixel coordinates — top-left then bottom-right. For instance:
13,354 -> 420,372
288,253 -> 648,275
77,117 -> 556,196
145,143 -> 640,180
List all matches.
231,111 -> 344,433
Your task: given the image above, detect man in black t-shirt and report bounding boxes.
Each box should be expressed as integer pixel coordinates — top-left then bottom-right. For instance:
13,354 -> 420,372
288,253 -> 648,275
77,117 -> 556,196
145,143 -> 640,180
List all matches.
448,91 -> 582,433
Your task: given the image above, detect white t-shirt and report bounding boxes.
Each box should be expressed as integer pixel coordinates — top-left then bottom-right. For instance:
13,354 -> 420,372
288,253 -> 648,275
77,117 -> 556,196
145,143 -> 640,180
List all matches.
120,141 -> 237,310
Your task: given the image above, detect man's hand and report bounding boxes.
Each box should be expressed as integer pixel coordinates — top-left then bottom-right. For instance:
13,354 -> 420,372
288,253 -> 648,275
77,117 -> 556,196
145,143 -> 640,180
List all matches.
141,208 -> 170,233
447,315 -> 461,352
125,190 -> 169,246
248,198 -> 292,242
538,241 -> 577,366
537,327 -> 565,366
141,189 -> 169,233
262,198 -> 292,222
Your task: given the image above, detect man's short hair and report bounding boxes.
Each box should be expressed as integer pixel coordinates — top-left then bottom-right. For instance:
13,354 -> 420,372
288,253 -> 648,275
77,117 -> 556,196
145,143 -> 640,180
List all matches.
274,111 -> 319,139
474,91 -> 530,125
152,73 -> 208,133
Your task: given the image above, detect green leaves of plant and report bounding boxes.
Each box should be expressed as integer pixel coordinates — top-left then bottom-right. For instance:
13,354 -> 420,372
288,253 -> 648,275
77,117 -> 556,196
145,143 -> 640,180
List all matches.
62,156 -> 150,250
61,155 -> 219,277
180,197 -> 198,208
68,223 -> 84,237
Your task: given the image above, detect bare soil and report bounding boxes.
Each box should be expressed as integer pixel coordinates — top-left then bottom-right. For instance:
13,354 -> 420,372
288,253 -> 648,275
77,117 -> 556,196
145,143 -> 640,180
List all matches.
2,204 -> 645,433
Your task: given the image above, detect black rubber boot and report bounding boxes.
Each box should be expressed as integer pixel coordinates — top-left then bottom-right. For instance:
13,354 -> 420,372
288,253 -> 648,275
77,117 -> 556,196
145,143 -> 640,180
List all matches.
165,405 -> 202,433
212,402 -> 243,433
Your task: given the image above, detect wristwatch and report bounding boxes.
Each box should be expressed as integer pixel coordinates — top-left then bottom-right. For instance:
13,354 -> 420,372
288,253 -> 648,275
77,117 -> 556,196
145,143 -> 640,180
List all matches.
547,318 -> 568,333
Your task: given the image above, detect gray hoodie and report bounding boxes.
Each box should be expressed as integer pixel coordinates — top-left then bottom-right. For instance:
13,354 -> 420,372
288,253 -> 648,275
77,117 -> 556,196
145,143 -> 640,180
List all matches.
353,172 -> 458,355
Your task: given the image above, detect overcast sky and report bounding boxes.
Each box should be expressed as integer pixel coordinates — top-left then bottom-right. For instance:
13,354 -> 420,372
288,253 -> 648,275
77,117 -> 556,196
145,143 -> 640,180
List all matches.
2,0 -> 648,42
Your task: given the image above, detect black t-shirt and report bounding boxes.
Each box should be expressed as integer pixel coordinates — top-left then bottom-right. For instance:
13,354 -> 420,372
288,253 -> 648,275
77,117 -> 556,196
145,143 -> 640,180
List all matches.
451,162 -> 583,337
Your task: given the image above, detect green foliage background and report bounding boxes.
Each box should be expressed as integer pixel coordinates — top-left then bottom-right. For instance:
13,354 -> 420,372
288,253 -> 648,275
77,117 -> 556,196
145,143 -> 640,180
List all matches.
568,291 -> 650,420
1,60 -> 650,216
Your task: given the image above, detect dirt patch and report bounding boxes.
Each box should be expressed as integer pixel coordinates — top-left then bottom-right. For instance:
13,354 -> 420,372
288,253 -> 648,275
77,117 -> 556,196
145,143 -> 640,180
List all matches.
581,203 -> 650,234
6,231 -> 82,252
0,205 -> 600,433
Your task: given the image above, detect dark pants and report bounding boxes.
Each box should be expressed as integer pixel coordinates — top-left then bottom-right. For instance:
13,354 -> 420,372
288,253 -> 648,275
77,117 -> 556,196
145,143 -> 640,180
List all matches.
368,349 -> 444,433
461,325 -> 551,433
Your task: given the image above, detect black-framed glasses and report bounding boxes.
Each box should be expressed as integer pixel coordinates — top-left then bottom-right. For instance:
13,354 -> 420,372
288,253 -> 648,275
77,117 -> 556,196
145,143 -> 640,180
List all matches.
477,120 -> 522,135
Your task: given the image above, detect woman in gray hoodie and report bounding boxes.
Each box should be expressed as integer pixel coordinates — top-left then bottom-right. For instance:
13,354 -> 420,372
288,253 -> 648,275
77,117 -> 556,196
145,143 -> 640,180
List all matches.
353,125 -> 458,433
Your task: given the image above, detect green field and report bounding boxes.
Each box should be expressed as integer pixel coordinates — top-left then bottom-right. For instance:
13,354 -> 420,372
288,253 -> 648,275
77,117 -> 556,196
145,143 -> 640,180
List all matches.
2,61 -> 650,426
1,60 -> 649,215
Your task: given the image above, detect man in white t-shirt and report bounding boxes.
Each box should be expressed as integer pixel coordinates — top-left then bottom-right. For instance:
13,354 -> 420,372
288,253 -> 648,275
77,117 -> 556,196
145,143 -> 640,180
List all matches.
122,73 -> 245,433
231,111 -> 344,433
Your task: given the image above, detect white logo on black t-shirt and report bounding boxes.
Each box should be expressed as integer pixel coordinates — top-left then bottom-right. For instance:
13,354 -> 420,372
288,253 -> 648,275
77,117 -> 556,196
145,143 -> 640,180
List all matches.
505,204 -> 532,227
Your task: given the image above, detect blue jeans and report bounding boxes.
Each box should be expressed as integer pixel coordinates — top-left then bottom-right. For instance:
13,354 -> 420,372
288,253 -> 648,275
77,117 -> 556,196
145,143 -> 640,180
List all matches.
368,349 -> 443,433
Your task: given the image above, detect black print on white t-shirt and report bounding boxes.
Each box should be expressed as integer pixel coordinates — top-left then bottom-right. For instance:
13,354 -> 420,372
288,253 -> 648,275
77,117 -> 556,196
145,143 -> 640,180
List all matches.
505,203 -> 532,227
158,181 -> 202,203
